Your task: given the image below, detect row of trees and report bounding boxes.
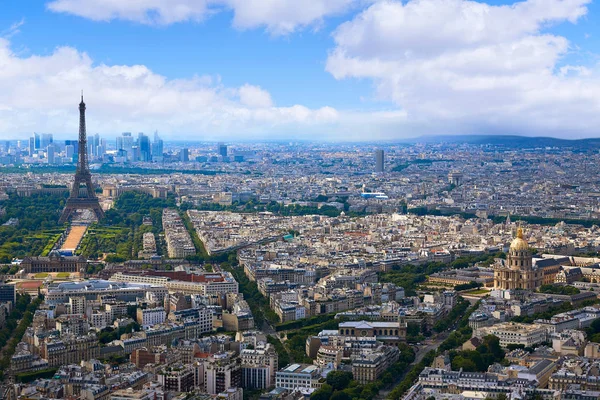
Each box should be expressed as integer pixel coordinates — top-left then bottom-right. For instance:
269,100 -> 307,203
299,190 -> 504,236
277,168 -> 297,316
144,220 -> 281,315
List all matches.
537,284 -> 580,295
0,193 -> 69,262
433,297 -> 471,333
284,318 -> 341,364
15,368 -> 58,383
408,204 -> 600,229
454,281 -> 482,291
275,312 -> 337,332
79,192 -> 177,261
387,350 -> 436,399
311,344 -> 416,400
184,199 -> 369,218
449,335 -> 505,372
220,262 -> 280,327
585,317 -> 600,343
379,253 -> 502,296
387,300 -> 482,399
378,254 -> 495,296
0,294 -> 44,379
98,322 -> 141,345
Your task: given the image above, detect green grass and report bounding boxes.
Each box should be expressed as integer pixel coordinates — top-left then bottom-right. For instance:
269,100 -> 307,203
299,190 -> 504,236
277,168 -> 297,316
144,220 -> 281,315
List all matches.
56,272 -> 71,278
39,234 -> 62,256
34,273 -> 49,278
77,225 -> 132,259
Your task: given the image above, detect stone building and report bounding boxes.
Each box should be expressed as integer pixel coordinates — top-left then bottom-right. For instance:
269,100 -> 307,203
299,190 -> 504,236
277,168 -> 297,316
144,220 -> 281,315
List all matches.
351,345 -> 400,384
493,228 -> 543,290
21,251 -> 86,274
337,320 -> 406,346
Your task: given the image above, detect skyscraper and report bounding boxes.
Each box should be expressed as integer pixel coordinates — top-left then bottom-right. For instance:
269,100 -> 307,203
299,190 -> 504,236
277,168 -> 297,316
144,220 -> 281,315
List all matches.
93,133 -> 100,156
180,148 -> 189,162
65,140 -> 79,163
219,143 -> 228,157
151,131 -> 164,162
33,133 -> 40,150
116,136 -> 123,151
28,137 -> 35,156
375,149 -> 384,173
65,145 -> 75,160
40,133 -> 53,149
47,144 -> 55,164
122,133 -> 134,161
138,133 -> 150,161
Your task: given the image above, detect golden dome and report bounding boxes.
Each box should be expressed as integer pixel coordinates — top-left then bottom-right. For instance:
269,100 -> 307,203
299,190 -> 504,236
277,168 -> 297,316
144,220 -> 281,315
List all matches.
510,228 -> 529,251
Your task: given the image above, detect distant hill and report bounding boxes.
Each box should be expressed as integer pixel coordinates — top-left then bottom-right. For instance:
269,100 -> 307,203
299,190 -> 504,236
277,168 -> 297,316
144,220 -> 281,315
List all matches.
404,135 -> 600,149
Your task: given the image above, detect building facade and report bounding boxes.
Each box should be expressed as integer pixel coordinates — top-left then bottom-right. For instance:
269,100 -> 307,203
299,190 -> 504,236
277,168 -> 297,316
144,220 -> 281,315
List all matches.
475,322 -> 548,347
204,352 -> 242,395
21,251 -> 87,274
493,229 -> 543,290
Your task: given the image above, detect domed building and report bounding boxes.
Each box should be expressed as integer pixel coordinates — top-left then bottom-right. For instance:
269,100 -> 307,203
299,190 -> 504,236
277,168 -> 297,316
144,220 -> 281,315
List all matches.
493,228 -> 543,290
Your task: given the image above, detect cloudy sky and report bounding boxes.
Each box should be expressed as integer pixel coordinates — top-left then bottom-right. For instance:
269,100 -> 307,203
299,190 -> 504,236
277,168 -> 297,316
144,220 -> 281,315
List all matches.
1,0 -> 600,141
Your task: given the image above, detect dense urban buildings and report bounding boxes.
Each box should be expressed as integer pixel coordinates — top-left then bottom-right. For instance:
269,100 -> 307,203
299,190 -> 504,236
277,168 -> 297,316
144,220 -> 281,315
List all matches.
4,139 -> 600,400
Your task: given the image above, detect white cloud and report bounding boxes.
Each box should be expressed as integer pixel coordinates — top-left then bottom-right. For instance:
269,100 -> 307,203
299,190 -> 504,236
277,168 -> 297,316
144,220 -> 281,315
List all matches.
226,0 -> 356,35
1,19 -> 26,39
238,84 -> 273,108
46,0 -> 212,25
46,0 -> 357,34
0,38 -> 352,140
326,0 -> 600,137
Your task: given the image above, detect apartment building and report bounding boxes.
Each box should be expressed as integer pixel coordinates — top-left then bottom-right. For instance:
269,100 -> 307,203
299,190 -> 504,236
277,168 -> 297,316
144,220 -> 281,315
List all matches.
475,322 -> 548,347
275,364 -> 321,390
351,345 -> 400,384
157,364 -> 196,392
162,209 -> 196,259
240,343 -> 278,389
204,351 -> 242,395
137,307 -> 166,327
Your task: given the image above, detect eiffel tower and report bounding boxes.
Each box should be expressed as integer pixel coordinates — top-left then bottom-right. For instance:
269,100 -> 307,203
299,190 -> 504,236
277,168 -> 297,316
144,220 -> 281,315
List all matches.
59,93 -> 105,223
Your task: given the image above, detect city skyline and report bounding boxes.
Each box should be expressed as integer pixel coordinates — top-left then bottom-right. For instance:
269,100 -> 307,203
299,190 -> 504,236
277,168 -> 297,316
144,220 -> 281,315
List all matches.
0,0 -> 600,140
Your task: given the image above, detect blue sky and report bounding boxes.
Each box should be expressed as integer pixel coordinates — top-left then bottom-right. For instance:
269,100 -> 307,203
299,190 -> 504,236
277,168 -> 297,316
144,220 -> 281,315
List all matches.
1,1 -> 375,109
0,0 -> 600,140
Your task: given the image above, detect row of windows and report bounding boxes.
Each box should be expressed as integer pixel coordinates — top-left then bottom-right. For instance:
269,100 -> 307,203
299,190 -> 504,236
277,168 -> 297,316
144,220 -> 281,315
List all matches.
341,328 -> 400,336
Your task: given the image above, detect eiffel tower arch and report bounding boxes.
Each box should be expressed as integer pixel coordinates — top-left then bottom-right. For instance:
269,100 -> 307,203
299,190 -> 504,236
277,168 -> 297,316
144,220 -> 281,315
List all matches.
59,94 -> 105,224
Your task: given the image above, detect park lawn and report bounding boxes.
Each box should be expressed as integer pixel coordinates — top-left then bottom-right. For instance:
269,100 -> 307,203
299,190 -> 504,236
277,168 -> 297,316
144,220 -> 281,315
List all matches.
56,272 -> 71,278
34,273 -> 49,278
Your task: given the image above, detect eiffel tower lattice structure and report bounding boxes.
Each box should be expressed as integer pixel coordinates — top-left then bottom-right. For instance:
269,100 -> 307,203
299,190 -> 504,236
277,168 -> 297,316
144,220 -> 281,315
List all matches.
59,93 -> 105,224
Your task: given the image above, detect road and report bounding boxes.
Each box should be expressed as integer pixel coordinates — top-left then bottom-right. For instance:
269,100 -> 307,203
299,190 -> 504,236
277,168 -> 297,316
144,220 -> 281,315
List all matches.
375,333 -> 449,400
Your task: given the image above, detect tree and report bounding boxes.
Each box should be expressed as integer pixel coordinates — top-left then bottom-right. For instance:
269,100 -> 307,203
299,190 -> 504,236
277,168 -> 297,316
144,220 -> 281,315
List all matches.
326,371 -> 353,391
451,355 -> 478,372
330,391 -> 351,400
310,384 -> 333,400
